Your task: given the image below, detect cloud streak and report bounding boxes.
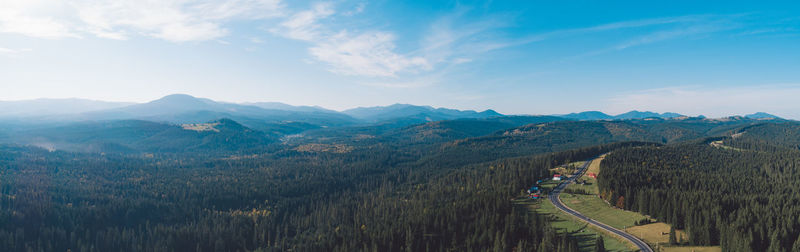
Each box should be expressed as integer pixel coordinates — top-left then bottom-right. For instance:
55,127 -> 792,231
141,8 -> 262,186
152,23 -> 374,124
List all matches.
274,2 -> 333,41
309,31 -> 430,77
272,2 -> 431,78
0,46 -> 32,56
0,0 -> 284,42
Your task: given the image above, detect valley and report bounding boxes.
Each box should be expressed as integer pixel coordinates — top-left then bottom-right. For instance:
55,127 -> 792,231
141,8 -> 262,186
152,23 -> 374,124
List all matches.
0,95 -> 797,251
3,1 -> 798,251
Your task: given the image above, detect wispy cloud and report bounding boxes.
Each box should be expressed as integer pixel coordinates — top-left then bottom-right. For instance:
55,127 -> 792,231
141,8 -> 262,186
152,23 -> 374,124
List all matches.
273,2 -> 333,41
272,2 -> 431,78
606,84 -> 800,119
464,14 -> 745,62
342,2 -> 366,17
0,0 -> 285,42
309,31 -> 430,77
515,15 -> 716,46
0,46 -> 32,56
417,10 -> 510,66
570,24 -> 735,60
0,0 -> 79,39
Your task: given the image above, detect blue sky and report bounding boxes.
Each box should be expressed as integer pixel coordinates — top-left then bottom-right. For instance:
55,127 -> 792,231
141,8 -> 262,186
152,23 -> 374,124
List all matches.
1,1 -> 800,118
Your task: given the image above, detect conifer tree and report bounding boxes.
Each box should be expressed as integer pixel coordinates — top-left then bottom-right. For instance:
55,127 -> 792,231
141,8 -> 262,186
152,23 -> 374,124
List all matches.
669,226 -> 678,245
594,235 -> 605,252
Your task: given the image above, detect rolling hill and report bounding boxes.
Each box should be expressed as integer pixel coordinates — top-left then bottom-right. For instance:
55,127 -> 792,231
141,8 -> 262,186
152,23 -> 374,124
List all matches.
6,118 -> 273,153
343,104 -> 502,123
81,94 -> 360,127
557,110 -> 685,120
745,112 -> 782,120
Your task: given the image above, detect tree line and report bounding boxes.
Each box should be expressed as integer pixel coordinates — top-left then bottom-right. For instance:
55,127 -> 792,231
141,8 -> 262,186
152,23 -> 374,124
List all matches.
597,139 -> 800,251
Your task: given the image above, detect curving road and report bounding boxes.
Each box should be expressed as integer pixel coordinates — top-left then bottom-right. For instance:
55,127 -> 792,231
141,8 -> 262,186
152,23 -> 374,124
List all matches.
548,158 -> 654,252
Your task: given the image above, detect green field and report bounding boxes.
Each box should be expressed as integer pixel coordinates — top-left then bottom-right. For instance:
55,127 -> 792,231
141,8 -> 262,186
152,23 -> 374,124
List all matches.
516,197 -> 635,252
564,157 -> 719,252
660,246 -> 721,252
559,192 -> 649,229
569,175 -> 600,194
563,157 -> 650,229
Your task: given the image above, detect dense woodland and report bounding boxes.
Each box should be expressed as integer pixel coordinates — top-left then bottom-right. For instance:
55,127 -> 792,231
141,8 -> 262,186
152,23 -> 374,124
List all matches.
0,129 -> 646,252
598,131 -> 800,251
0,115 -> 796,251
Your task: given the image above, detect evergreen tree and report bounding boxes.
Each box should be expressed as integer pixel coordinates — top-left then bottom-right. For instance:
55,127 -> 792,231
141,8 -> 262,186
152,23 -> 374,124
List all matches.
791,235 -> 800,252
594,235 -> 605,252
669,226 -> 677,245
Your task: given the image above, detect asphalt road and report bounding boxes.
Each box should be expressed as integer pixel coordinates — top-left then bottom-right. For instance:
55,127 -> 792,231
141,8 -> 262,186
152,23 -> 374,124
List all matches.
548,158 -> 654,252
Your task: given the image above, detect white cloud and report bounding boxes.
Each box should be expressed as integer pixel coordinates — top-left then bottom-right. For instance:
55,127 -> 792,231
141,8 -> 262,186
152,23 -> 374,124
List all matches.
273,2 -> 430,78
309,31 -> 430,77
606,84 -> 800,119
0,0 -> 284,42
0,47 -> 16,54
0,46 -> 32,55
342,2 -> 366,17
452,58 -> 472,64
0,0 -> 79,39
418,13 -> 508,65
516,15 -> 714,45
274,2 -> 333,41
611,18 -> 737,51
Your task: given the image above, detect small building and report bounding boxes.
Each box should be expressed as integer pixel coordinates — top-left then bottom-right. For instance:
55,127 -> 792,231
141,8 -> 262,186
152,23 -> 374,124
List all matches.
553,174 -> 562,181
528,186 -> 540,194
529,193 -> 540,199
587,173 -> 597,178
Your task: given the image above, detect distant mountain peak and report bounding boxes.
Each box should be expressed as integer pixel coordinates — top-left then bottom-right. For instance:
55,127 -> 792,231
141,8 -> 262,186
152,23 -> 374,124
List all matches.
558,111 -> 613,120
342,104 -> 503,124
479,109 -> 502,117
150,94 -> 212,104
160,93 -> 196,99
556,110 -> 685,121
745,112 -> 782,120
244,102 -> 335,113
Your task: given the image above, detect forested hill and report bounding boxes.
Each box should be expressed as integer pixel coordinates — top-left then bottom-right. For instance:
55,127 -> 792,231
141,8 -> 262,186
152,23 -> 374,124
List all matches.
0,131 -> 649,251
597,134 -> 800,251
0,112 -> 796,251
429,118 -> 773,163
3,118 -> 275,154
728,122 -> 800,149
3,114 -> 775,156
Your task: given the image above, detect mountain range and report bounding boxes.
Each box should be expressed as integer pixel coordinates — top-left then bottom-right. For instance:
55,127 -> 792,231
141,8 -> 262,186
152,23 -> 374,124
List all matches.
3,94 -> 783,123
0,93 -> 789,154
558,110 -> 687,120
0,94 -> 507,127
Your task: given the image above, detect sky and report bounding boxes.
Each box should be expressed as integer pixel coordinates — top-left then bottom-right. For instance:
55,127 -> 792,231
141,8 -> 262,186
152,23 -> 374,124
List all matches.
1,0 -> 800,118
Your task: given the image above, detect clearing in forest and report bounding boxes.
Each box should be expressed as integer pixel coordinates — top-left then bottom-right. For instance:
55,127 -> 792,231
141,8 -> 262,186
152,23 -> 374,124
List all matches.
565,156 -> 721,252
660,246 -> 721,252
516,197 -> 635,252
624,223 -> 686,244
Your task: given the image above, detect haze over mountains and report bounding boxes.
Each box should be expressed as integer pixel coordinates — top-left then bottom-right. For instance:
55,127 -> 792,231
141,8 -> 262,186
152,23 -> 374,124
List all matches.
0,98 -> 133,117
0,93 -> 787,154
558,111 -> 687,120
0,94 -> 783,124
